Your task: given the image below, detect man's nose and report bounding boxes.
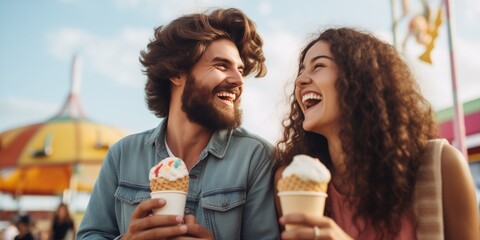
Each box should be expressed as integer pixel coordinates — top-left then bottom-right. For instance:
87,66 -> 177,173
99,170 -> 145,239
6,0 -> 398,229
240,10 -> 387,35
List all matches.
226,69 -> 244,86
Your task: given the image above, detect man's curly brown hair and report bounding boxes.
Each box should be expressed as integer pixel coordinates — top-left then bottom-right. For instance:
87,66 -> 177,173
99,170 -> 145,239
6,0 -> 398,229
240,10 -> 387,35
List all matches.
274,27 -> 438,238
140,8 -> 266,118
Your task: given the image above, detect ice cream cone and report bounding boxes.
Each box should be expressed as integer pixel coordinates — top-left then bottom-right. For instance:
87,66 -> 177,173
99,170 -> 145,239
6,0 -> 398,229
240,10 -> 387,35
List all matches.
150,175 -> 189,192
277,175 -> 328,192
149,157 -> 189,216
277,154 -> 331,230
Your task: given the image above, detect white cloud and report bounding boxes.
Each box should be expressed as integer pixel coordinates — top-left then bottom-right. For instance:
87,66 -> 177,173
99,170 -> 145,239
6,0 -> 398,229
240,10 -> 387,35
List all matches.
47,29 -> 94,60
47,27 -> 151,86
112,0 -> 141,8
258,1 -> 272,16
0,97 -> 56,132
112,0 -> 233,22
464,0 -> 480,26
84,28 -> 151,86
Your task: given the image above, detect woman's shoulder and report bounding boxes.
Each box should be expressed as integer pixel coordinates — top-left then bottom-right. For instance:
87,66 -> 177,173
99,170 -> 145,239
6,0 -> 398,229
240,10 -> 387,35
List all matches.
421,139 -> 470,194
439,141 -> 470,181
438,140 -> 479,239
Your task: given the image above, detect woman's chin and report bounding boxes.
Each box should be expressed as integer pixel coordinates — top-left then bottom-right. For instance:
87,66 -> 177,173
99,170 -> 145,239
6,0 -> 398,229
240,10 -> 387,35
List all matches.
302,121 -> 316,132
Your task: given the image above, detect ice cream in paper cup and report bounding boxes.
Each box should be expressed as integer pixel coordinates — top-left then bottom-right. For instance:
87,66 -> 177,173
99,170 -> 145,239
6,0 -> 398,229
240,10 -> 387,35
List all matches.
277,154 -> 331,230
149,157 -> 189,216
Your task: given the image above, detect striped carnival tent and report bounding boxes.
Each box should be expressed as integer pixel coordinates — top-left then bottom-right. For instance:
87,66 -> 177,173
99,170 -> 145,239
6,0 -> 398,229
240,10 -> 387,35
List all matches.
0,56 -> 128,196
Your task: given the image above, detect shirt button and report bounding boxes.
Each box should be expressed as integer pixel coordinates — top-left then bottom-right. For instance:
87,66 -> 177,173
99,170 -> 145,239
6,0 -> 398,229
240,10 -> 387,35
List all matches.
189,174 -> 197,179
222,202 -> 228,208
185,208 -> 191,214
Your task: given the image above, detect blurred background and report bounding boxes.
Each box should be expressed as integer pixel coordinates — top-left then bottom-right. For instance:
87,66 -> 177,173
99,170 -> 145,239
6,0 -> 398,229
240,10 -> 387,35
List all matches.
1,0 -> 479,239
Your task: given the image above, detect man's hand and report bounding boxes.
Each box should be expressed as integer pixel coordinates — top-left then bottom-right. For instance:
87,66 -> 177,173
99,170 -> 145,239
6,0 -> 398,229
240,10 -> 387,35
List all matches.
170,215 -> 214,240
122,198 -> 188,240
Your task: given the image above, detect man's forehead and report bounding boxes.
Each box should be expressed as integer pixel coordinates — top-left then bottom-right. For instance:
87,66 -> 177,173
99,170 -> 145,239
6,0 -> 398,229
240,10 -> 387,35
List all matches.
202,39 -> 243,65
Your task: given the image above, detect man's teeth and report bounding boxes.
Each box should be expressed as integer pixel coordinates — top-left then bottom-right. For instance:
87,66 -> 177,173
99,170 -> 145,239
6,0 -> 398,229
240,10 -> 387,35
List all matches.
217,91 -> 236,101
302,93 -> 322,104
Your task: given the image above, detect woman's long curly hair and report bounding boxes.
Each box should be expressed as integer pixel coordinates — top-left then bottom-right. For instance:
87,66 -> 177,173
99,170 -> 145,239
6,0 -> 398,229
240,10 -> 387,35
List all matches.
274,27 -> 438,238
140,8 -> 266,118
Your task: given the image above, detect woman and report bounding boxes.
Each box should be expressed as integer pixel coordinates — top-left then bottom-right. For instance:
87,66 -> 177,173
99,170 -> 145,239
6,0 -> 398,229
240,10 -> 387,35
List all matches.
51,203 -> 75,240
274,27 -> 479,239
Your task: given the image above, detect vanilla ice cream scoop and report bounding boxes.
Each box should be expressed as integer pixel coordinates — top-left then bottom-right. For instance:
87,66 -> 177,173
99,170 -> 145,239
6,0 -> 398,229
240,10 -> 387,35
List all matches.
149,157 -> 189,192
278,154 -> 331,192
149,157 -> 188,181
282,154 -> 331,182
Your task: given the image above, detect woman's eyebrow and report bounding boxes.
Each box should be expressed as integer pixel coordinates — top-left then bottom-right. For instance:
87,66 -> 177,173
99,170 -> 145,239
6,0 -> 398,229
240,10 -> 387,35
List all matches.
309,55 -> 334,64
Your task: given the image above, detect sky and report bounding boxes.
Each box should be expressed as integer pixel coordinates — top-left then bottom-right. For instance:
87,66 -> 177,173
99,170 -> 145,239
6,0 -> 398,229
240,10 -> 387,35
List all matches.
1,0 -> 479,145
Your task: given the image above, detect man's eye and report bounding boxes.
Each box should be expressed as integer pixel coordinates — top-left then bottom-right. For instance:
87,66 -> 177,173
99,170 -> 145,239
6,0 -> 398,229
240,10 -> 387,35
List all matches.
216,64 -> 227,70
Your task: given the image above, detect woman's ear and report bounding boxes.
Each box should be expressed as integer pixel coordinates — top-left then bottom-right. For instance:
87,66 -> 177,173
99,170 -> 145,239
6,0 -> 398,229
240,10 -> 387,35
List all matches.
170,74 -> 186,86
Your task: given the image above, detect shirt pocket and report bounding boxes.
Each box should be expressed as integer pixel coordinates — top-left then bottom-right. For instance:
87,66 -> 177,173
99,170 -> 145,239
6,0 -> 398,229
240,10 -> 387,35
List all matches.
114,183 -> 151,231
200,187 -> 246,240
201,187 -> 246,211
115,183 -> 151,205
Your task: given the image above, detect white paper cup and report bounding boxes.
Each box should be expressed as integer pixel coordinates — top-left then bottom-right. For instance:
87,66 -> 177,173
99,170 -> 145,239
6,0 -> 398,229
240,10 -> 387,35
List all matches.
278,191 -> 327,230
150,190 -> 187,216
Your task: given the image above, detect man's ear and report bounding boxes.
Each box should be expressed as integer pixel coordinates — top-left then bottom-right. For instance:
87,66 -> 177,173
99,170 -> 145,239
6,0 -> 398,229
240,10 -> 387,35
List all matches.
170,74 -> 186,86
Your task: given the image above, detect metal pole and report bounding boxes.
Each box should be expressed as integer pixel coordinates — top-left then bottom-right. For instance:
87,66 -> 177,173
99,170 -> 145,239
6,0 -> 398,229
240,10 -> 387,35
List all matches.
391,0 -> 399,50
444,0 -> 468,157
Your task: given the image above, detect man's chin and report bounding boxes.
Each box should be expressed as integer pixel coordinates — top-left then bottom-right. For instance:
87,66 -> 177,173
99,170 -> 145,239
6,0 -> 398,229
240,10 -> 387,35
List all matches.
215,107 -> 237,120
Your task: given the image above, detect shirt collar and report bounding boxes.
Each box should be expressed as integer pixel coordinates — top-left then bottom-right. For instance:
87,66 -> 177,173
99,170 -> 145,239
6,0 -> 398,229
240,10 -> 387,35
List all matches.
146,118 -> 233,160
206,128 -> 232,159
145,119 -> 166,146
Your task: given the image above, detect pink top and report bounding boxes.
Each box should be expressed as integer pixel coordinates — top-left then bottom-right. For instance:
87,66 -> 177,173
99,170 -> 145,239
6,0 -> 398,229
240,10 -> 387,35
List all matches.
328,183 -> 417,240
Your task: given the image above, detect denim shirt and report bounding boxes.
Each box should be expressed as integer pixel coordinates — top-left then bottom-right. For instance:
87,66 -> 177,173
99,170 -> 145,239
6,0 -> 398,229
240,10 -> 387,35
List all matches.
77,120 -> 280,240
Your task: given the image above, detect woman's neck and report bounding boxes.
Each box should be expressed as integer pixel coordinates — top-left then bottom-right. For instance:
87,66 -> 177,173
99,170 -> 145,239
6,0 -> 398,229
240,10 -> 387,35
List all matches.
326,135 -> 352,194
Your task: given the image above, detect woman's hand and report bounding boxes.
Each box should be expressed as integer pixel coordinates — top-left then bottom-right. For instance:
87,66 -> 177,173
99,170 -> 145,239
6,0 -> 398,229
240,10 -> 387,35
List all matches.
279,213 -> 352,240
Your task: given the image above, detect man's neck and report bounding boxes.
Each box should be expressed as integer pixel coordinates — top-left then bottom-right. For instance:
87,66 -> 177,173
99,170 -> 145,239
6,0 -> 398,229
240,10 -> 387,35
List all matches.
166,114 -> 213,170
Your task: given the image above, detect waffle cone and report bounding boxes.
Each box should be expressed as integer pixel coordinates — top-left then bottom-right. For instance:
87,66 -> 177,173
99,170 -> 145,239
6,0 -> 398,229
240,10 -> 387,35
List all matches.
150,176 -> 189,192
277,175 -> 328,192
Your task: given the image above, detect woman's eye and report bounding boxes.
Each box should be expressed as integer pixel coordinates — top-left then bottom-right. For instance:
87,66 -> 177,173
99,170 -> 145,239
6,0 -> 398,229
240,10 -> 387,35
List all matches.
297,69 -> 304,76
314,63 -> 325,69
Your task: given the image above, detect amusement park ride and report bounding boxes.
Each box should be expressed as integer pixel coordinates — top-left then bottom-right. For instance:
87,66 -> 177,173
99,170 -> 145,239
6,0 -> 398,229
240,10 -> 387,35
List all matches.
0,56 -> 128,201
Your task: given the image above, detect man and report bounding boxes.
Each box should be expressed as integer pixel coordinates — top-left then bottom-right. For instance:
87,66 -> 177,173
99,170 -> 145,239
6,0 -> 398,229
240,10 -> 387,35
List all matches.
77,8 -> 279,240
14,215 -> 34,240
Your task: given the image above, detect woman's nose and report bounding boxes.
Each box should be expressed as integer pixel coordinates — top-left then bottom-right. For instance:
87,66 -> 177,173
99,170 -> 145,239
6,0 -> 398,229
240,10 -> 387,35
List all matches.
295,74 -> 311,87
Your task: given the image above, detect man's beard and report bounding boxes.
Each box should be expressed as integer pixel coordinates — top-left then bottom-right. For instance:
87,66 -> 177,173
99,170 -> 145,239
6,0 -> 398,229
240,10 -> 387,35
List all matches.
181,74 -> 242,131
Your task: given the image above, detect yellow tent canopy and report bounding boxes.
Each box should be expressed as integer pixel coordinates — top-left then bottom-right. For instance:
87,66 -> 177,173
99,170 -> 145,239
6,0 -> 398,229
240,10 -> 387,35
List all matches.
0,118 -> 127,195
0,56 -> 128,196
